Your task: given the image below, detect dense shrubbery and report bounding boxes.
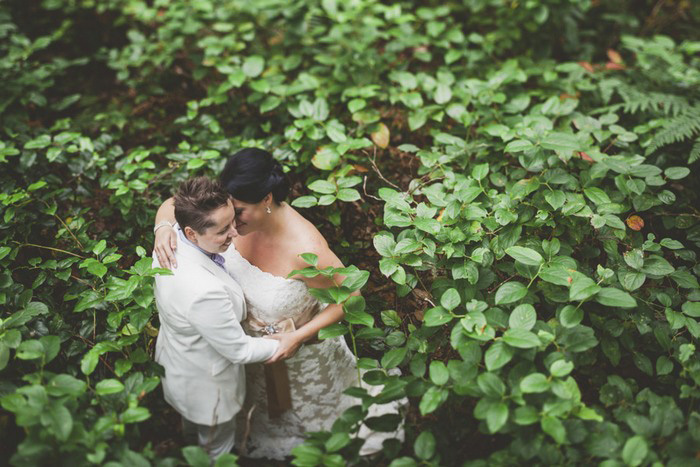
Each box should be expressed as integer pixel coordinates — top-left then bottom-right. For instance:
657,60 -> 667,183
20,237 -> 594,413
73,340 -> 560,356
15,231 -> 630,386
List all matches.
1,0 -> 699,465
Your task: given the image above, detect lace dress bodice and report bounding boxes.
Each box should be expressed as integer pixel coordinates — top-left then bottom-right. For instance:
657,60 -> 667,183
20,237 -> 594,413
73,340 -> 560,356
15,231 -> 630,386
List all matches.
223,246 -> 320,330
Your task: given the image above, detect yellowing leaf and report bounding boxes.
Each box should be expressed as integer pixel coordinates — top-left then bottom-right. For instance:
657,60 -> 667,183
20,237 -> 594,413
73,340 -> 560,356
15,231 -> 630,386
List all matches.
371,123 -> 390,149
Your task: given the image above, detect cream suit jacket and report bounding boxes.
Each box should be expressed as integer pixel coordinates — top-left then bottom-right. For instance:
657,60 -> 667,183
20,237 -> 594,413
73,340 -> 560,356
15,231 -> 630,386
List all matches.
153,238 -> 278,426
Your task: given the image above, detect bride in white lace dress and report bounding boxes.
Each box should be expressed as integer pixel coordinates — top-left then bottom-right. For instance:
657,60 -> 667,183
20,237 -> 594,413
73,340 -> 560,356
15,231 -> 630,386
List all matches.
154,148 -> 404,460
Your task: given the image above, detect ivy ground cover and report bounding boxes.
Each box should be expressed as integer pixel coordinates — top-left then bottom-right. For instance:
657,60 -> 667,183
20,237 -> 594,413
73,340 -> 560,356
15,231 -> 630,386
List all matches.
1,0 -> 700,465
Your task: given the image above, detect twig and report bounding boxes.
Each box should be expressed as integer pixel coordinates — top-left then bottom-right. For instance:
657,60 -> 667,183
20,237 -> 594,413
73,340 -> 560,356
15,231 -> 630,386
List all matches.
362,176 -> 381,201
14,241 -> 85,258
367,147 -> 401,191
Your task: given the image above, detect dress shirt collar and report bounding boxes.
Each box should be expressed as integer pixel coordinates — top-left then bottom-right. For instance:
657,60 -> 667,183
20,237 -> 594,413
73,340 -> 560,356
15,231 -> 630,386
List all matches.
177,224 -> 226,269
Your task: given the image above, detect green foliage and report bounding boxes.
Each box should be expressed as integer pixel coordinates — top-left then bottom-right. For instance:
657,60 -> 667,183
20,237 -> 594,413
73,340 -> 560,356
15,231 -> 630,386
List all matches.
1,0 -> 700,465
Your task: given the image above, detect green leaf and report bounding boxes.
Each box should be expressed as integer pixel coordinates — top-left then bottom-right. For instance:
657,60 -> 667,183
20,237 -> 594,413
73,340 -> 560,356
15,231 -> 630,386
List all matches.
325,432 -> 350,453
419,386 -> 449,415
545,190 -> 566,210
682,301 -> 700,318
559,305 -> 583,328
641,256 -> 675,276
541,416 -> 567,444
472,163 -> 489,181
429,361 -> 449,386
520,373 -> 550,393
440,288 -> 461,311
569,275 -> 600,301
423,306 -> 453,327
434,83 -> 452,104
242,55 -> 265,78
584,187 -> 612,205
541,132 -> 581,153
486,402 -> 509,433
46,403 -> 73,441
595,288 -> 637,308
16,340 -> 44,360
505,246 -> 543,266
307,180 -> 336,194
318,323 -> 348,340
182,446 -> 211,467
550,359 -> 574,377
337,188 -> 361,202
508,304 -> 536,331
623,249 -> 644,270
121,406 -> 150,423
664,167 -> 690,180
291,195 -> 317,208
621,435 -> 648,467
0,344 -> 9,371
24,134 -> 51,149
477,372 -> 506,397
95,379 -> 125,395
495,282 -> 528,305
502,329 -> 541,349
311,147 -> 340,171
414,430 -> 436,460
655,356 -> 673,376
619,271 -> 646,291
381,347 -> 407,369
484,341 -> 514,371
505,139 -> 534,153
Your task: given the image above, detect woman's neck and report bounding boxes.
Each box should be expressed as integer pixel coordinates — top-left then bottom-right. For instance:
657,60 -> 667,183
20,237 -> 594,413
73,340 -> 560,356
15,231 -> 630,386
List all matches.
256,202 -> 287,237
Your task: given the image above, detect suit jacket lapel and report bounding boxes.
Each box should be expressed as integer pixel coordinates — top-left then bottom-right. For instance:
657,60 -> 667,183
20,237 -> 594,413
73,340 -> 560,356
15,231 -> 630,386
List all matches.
177,240 -> 247,320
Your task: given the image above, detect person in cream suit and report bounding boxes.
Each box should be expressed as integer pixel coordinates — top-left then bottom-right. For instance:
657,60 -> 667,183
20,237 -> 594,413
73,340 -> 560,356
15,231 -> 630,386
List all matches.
153,176 -> 280,459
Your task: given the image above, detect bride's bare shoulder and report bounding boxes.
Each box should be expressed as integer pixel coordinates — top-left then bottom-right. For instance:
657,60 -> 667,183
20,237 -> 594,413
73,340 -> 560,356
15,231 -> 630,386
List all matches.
286,205 -> 329,254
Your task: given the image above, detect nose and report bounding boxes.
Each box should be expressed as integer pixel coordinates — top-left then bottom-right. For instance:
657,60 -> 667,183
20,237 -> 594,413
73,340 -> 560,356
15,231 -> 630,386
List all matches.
229,222 -> 238,238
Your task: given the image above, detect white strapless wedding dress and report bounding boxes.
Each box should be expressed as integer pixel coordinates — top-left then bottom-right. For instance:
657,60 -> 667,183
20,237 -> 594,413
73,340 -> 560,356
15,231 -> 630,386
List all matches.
222,245 -> 405,460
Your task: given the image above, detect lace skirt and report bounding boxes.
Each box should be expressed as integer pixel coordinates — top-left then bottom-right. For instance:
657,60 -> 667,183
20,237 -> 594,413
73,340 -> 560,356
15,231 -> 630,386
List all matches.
235,336 -> 404,460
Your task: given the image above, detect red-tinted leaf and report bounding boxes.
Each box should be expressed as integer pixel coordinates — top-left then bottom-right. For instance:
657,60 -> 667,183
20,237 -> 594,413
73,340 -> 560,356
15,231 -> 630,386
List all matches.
578,61 -> 595,73
605,62 -> 626,70
578,151 -> 594,162
626,215 -> 645,231
607,49 -> 623,64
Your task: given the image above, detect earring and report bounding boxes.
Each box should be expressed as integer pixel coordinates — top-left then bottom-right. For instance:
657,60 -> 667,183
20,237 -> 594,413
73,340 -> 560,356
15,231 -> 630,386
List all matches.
266,206 -> 272,214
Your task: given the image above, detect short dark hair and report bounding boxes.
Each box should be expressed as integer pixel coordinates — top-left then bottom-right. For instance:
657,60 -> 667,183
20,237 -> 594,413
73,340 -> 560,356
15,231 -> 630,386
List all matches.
174,177 -> 231,234
220,147 -> 290,204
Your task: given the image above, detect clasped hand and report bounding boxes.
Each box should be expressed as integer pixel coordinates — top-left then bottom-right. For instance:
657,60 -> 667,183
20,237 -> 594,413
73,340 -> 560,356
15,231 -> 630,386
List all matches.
263,331 -> 304,363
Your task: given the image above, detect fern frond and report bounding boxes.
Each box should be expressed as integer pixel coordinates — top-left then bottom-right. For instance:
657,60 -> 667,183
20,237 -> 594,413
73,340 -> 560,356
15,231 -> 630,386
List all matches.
689,137 -> 700,164
617,83 -> 691,116
647,105 -> 700,154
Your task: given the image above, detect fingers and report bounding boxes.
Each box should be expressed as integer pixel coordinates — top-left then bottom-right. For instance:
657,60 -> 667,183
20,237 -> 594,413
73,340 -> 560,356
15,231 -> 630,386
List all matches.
265,350 -> 284,364
154,246 -> 173,270
262,334 -> 283,340
168,230 -> 178,268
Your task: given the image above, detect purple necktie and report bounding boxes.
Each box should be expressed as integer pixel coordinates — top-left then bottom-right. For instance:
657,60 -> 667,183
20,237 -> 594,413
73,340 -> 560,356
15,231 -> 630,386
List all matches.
211,253 -> 225,269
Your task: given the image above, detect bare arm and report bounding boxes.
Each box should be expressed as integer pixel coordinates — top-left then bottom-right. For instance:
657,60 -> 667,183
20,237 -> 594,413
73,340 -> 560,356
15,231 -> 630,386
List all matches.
153,197 -> 178,269
266,239 -> 358,362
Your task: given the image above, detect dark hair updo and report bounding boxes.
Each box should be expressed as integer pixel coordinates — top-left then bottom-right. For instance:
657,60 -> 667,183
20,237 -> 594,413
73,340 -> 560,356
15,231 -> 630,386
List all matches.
220,147 -> 290,204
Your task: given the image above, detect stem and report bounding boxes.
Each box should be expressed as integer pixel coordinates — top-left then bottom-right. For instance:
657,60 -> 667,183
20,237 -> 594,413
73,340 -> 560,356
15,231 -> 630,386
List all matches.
14,241 -> 85,258
348,324 -> 362,386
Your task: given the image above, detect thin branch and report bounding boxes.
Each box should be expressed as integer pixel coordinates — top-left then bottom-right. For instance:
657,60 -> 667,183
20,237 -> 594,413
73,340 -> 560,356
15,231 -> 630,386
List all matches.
14,241 -> 85,259
367,147 -> 401,191
362,176 -> 381,201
